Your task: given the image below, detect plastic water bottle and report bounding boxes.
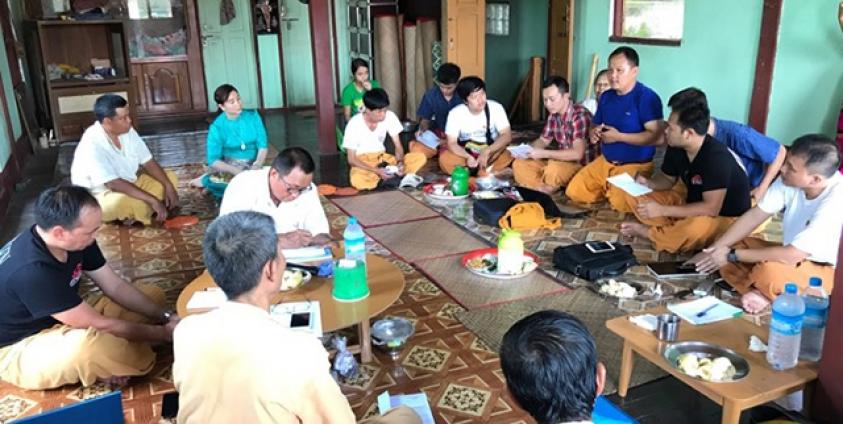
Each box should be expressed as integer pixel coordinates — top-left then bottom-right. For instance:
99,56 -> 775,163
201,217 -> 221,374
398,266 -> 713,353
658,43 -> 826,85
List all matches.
799,277 -> 828,362
766,283 -> 805,370
343,216 -> 366,266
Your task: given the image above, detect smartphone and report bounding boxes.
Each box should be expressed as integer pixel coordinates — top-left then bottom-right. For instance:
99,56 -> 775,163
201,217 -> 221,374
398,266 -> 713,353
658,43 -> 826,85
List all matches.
290,312 -> 311,328
161,391 -> 179,418
585,241 -> 615,253
647,261 -> 705,279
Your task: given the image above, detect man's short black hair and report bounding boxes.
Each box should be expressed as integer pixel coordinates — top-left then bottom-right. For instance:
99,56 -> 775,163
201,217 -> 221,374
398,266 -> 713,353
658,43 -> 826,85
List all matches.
271,146 -> 316,177
542,75 -> 570,94
363,88 -> 390,110
456,76 -> 486,103
500,310 -> 598,424
203,211 -> 279,300
789,134 -> 841,178
436,63 -> 461,85
213,84 -> 238,107
93,94 -> 128,122
609,46 -> 639,67
35,185 -> 100,230
668,87 -> 710,136
351,58 -> 369,74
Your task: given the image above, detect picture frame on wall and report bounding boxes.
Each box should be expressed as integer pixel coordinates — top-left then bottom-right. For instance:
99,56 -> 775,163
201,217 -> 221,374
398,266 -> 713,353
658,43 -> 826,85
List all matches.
254,0 -> 280,34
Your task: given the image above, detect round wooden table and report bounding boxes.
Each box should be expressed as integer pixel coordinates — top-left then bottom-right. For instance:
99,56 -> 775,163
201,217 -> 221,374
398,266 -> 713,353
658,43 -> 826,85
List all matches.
176,254 -> 405,362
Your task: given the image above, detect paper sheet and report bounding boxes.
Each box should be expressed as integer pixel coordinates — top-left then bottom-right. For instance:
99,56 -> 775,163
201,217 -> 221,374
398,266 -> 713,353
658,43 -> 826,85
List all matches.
281,247 -> 332,263
506,144 -> 534,159
417,130 -> 440,149
186,288 -> 227,310
667,296 -> 743,325
606,173 -> 653,197
377,391 -> 435,424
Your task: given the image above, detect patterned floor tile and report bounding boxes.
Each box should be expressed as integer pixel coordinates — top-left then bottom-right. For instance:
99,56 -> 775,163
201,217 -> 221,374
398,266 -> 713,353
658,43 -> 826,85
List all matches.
402,345 -> 451,374
0,394 -> 37,422
435,383 -> 492,417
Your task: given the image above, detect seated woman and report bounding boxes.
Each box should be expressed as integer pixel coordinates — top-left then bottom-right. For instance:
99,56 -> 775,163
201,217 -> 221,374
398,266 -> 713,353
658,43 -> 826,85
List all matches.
192,84 -> 268,199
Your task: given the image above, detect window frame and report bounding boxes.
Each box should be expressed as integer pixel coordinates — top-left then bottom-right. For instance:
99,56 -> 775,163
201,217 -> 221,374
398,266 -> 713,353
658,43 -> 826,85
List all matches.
610,0 -> 683,47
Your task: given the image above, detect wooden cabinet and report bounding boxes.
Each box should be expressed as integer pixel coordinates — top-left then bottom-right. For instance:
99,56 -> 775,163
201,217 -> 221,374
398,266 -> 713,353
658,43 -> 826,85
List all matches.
132,59 -> 192,114
24,20 -> 135,142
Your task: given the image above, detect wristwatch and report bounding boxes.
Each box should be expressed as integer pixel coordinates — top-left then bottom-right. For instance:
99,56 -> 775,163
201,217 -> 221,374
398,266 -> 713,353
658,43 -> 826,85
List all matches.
727,249 -> 738,263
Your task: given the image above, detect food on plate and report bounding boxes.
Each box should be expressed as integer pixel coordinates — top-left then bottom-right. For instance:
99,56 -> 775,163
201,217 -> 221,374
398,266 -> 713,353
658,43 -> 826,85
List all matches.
466,254 -> 537,275
677,353 -> 736,381
599,279 -> 637,298
281,269 -> 305,291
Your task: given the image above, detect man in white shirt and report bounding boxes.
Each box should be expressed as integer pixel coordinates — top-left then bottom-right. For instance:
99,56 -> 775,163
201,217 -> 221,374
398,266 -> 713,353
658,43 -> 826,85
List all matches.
70,94 -> 178,226
500,310 -> 606,424
343,88 -> 427,190
441,76 -> 513,176
174,211 -> 419,424
690,134 -> 842,313
220,147 -> 331,249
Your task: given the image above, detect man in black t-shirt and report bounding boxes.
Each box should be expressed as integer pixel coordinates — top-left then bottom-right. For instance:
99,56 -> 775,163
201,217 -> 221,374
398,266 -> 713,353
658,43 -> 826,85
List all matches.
618,89 -> 751,253
0,186 -> 178,390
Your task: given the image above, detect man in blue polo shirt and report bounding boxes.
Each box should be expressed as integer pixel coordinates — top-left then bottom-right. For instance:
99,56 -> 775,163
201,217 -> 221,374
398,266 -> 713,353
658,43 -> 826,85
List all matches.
410,63 -> 462,158
566,46 -> 665,212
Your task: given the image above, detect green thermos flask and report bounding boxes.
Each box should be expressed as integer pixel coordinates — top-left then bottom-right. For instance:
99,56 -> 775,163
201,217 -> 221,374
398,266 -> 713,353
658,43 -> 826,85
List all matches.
450,165 -> 470,196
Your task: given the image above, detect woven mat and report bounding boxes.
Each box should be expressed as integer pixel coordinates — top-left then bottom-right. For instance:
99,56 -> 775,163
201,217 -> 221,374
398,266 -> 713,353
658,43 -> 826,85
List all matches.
365,217 -> 488,262
415,254 -> 569,309
331,191 -> 439,227
457,288 -> 667,395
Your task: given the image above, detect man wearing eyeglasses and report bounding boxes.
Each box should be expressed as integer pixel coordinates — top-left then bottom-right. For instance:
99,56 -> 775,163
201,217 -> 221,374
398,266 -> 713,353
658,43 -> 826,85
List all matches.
219,147 -> 331,248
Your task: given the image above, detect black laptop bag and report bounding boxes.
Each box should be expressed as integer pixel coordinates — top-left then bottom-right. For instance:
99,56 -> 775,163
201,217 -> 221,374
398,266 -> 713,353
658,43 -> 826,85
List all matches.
472,198 -> 518,227
552,242 -> 637,281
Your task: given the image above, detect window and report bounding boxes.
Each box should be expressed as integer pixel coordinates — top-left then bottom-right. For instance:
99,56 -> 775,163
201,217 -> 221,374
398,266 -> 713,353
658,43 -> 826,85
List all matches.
611,0 -> 684,46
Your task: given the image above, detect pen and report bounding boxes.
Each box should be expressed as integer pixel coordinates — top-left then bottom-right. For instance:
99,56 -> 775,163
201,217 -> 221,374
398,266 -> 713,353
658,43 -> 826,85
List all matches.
695,303 -> 718,318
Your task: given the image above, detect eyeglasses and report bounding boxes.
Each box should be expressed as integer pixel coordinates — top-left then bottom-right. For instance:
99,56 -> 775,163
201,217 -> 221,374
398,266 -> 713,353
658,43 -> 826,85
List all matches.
279,176 -> 312,195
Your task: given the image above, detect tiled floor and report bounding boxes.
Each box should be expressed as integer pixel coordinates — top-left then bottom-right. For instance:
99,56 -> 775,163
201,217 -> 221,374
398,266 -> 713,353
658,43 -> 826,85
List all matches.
0,113 -> 780,423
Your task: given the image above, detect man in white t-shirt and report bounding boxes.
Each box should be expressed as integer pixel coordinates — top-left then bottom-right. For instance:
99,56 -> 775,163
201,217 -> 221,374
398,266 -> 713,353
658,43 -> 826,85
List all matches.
690,134 -> 842,313
342,88 -> 427,190
219,147 -> 331,249
70,94 -> 178,226
441,76 -> 513,176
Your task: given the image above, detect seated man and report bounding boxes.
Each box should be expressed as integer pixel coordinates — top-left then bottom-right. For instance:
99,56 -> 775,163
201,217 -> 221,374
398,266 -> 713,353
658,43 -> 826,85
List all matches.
670,88 -> 786,201
620,88 -> 751,253
690,134 -> 842,314
0,186 -> 177,390
410,62 -> 462,158
71,94 -> 179,225
500,310 -> 606,424
174,211 -> 418,423
440,76 -> 513,176
566,46 -> 664,212
343,88 -> 427,190
220,147 -> 331,249
513,76 -> 591,193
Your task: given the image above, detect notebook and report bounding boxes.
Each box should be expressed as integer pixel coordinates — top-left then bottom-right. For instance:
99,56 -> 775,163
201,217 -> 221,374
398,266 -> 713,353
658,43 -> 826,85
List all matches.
281,246 -> 333,263
667,296 -> 743,325
607,173 -> 652,197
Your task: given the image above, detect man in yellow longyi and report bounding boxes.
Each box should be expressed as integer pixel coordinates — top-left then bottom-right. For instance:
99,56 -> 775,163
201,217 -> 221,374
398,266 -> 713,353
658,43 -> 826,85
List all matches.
343,88 -> 427,190
71,94 -> 179,225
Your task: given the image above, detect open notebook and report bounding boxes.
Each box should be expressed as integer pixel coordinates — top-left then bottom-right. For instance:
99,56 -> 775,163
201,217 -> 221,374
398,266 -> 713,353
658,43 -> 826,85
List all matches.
668,296 -> 743,325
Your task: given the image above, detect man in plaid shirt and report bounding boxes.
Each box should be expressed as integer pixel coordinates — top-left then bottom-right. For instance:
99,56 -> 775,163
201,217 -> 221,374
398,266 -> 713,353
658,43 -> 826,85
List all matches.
512,76 -> 592,193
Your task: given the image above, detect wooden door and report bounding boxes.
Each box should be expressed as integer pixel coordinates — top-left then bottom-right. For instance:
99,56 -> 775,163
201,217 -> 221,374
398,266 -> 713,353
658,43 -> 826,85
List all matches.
443,0 -> 485,79
547,0 -> 574,81
142,62 -> 192,113
280,0 -> 315,106
198,0 -> 259,110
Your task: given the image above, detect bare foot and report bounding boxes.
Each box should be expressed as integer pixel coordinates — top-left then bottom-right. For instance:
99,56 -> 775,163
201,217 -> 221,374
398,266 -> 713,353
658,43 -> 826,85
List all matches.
620,221 -> 649,239
98,375 -> 131,388
741,289 -> 771,314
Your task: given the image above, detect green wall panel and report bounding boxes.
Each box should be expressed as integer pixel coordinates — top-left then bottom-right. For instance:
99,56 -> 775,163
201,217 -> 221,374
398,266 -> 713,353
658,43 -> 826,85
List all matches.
258,34 -> 284,108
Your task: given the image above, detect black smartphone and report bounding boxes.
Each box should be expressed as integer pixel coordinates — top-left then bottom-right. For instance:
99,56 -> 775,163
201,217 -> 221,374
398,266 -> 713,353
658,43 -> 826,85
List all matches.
290,312 -> 311,328
161,391 -> 179,418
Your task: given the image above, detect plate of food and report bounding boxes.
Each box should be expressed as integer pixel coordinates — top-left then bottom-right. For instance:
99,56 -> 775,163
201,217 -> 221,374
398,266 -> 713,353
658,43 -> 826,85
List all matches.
280,267 -> 313,291
663,341 -> 749,382
423,182 -> 472,201
461,248 -> 539,279
594,278 -> 643,299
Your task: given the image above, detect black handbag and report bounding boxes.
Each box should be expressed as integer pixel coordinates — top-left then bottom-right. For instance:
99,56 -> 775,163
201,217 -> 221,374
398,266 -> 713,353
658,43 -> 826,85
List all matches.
473,198 -> 517,227
552,242 -> 637,281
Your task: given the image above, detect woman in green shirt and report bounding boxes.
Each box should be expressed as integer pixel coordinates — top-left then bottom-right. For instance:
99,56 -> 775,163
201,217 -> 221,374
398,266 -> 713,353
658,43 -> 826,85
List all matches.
341,58 -> 381,121
191,84 -> 268,199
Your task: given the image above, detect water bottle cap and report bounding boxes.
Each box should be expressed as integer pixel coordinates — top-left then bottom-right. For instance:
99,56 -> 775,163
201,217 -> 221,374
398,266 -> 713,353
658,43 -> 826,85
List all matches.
348,216 -> 357,225
809,277 -> 822,287
784,283 -> 797,294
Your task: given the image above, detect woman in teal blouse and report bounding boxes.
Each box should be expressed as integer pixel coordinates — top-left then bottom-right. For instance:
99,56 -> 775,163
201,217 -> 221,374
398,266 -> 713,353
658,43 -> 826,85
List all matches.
191,84 -> 268,198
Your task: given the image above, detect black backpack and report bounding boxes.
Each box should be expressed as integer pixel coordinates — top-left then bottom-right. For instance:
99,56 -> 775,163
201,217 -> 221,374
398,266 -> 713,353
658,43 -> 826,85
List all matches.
552,242 -> 637,281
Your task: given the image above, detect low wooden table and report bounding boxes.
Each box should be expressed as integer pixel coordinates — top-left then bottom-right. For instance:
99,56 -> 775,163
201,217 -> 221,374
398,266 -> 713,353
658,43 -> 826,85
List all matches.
176,254 -> 405,363
606,307 -> 818,424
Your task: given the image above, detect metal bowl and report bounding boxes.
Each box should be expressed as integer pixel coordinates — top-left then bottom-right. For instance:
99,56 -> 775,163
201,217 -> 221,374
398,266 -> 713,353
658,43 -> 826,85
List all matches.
663,341 -> 750,382
371,317 -> 415,359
